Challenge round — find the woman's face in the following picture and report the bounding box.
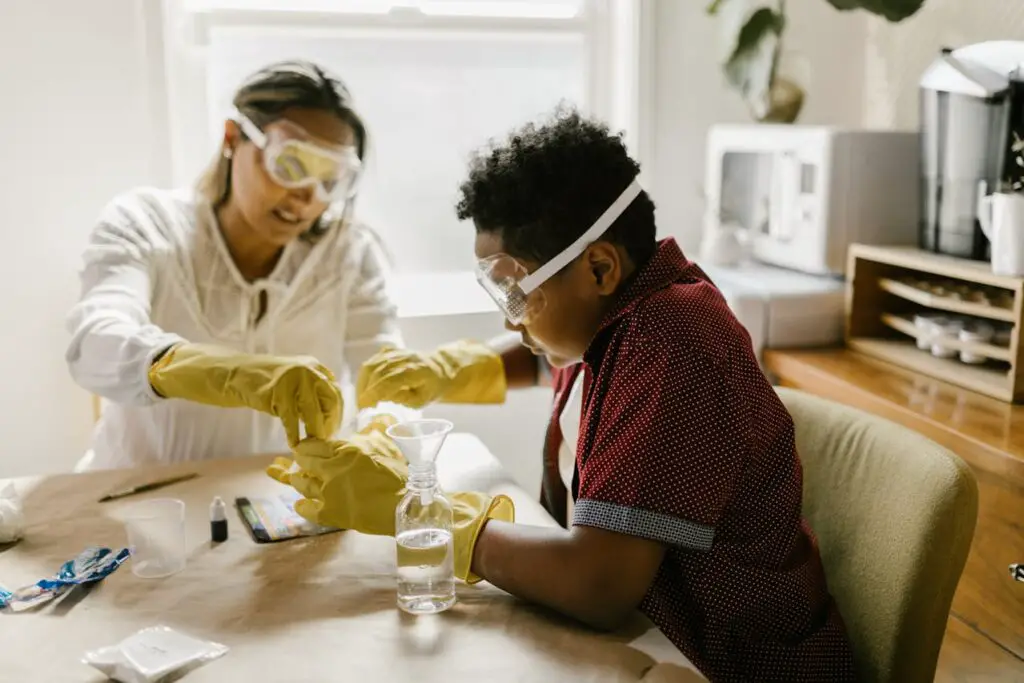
[224,106,356,247]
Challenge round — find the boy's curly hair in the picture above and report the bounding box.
[455,107,656,267]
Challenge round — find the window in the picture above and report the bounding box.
[184,0,585,18]
[163,0,646,280]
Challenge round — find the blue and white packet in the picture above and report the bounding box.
[0,546,131,612]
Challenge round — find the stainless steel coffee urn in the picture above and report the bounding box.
[920,41,1024,260]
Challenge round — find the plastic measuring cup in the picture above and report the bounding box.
[121,498,186,578]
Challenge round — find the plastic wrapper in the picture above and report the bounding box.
[0,482,24,543]
[83,626,228,683]
[356,401,421,433]
[0,546,130,611]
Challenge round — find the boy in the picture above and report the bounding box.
[276,109,856,682]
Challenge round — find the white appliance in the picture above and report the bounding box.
[700,262,846,360]
[704,124,920,276]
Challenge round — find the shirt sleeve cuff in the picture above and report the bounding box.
[573,499,715,551]
[141,334,186,403]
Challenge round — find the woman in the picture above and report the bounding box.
[66,60,402,470]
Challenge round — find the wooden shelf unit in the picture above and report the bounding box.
[846,245,1024,403]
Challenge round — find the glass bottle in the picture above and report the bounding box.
[394,459,456,614]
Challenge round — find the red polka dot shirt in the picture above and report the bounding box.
[564,238,856,682]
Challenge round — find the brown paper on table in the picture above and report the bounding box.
[0,434,706,682]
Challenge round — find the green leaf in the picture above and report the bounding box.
[723,7,785,117]
[706,0,727,15]
[712,0,779,66]
[823,0,926,22]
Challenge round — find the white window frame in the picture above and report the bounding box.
[157,0,654,317]
[161,0,652,184]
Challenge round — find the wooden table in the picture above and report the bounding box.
[0,434,703,683]
[764,348,1024,683]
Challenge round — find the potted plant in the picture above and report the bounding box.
[707,0,927,123]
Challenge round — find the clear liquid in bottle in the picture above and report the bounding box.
[396,527,456,614]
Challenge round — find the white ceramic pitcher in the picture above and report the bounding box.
[978,192,1024,277]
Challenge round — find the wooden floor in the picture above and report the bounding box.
[936,615,1024,682]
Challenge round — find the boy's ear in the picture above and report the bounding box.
[586,242,621,295]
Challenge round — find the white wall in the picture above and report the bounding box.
[648,1,869,255]
[861,0,1024,129]
[0,1,168,476]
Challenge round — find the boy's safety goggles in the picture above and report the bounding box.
[475,179,643,326]
[234,111,362,203]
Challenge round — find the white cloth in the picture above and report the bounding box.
[65,187,402,470]
[0,483,24,543]
[557,371,586,525]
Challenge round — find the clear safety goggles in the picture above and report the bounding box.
[234,111,362,203]
[475,179,643,326]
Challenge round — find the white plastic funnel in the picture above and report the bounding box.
[386,419,453,468]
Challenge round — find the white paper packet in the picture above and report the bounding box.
[83,626,228,683]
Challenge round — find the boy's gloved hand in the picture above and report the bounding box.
[356,340,507,409]
[149,343,342,447]
[267,432,514,582]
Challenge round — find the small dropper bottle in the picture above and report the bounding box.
[210,496,228,543]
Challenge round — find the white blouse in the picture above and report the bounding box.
[66,187,402,470]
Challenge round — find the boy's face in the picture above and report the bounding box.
[474,231,629,368]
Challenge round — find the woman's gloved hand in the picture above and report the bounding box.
[264,417,400,509]
[148,343,342,447]
[356,340,507,409]
[267,432,514,582]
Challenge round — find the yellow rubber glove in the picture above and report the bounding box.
[267,435,514,582]
[265,416,400,486]
[356,340,507,409]
[149,343,342,447]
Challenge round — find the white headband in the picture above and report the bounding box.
[519,179,643,294]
